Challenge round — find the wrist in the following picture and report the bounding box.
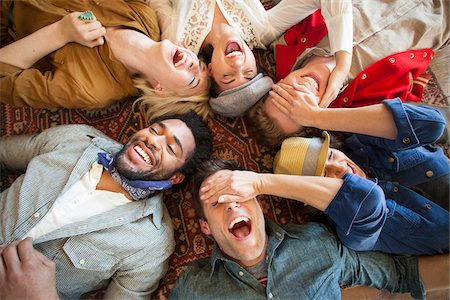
[310,107,325,128]
[52,19,71,48]
[256,173,269,196]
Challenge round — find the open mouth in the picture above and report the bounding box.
[225,42,242,58]
[173,49,187,67]
[133,144,154,166]
[303,73,320,90]
[228,216,252,239]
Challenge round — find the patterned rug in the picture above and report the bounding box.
[1,3,449,299]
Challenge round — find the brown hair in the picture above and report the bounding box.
[246,97,287,148]
[190,160,237,220]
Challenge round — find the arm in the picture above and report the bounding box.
[269,83,398,139]
[352,100,447,151]
[340,246,449,298]
[0,238,59,300]
[201,170,387,251]
[200,169,343,210]
[339,248,425,298]
[0,12,105,69]
[319,0,353,107]
[103,252,170,299]
[0,134,46,172]
[0,125,96,172]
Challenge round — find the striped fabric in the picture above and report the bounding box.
[0,125,175,299]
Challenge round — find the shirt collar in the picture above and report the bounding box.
[208,218,294,276]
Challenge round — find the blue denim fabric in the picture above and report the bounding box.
[346,98,449,187]
[324,99,450,255]
[170,221,425,300]
[325,174,449,255]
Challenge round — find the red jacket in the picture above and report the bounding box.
[275,11,433,107]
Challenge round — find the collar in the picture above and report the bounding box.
[208,218,291,277]
[97,152,172,201]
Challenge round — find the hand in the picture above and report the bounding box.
[319,51,351,108]
[269,82,322,127]
[0,238,59,300]
[57,12,106,48]
[199,170,262,204]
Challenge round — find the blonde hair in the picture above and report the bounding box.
[133,77,212,123]
[246,98,287,148]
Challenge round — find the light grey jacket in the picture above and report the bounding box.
[0,125,175,300]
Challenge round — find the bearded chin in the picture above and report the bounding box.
[113,147,161,181]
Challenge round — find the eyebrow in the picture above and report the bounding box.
[157,121,184,156]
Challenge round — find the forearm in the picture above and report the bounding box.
[334,51,351,73]
[0,21,68,69]
[258,174,343,211]
[312,103,398,139]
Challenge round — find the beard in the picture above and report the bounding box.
[113,142,174,181]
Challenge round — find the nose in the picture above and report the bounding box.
[225,202,241,211]
[189,58,199,71]
[147,135,163,152]
[324,161,346,179]
[229,58,244,69]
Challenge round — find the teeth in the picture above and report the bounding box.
[174,52,186,67]
[225,51,242,58]
[229,216,249,230]
[134,145,151,164]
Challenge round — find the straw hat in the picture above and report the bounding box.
[273,131,330,176]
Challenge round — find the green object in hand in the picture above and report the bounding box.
[78,11,94,21]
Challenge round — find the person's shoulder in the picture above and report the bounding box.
[282,221,332,237]
[281,222,341,247]
[170,258,211,297]
[178,258,211,280]
[41,124,105,139]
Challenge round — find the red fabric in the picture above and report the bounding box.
[331,49,434,107]
[275,10,328,81]
[274,13,434,107]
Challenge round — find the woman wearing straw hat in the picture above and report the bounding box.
[199,99,449,255]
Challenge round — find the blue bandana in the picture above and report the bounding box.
[97,152,172,200]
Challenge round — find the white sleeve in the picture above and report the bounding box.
[265,0,353,55]
[320,0,353,55]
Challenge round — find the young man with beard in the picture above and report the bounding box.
[0,111,212,299]
[170,160,449,299]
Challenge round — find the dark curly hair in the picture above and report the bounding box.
[153,111,213,177]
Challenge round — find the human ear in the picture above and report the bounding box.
[169,172,185,185]
[207,63,213,76]
[154,83,165,96]
[199,219,211,236]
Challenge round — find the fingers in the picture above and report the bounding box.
[1,240,21,272]
[319,87,338,108]
[217,194,244,204]
[81,22,106,45]
[17,238,35,263]
[200,170,232,202]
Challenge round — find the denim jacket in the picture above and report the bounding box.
[324,99,449,255]
[170,220,424,300]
